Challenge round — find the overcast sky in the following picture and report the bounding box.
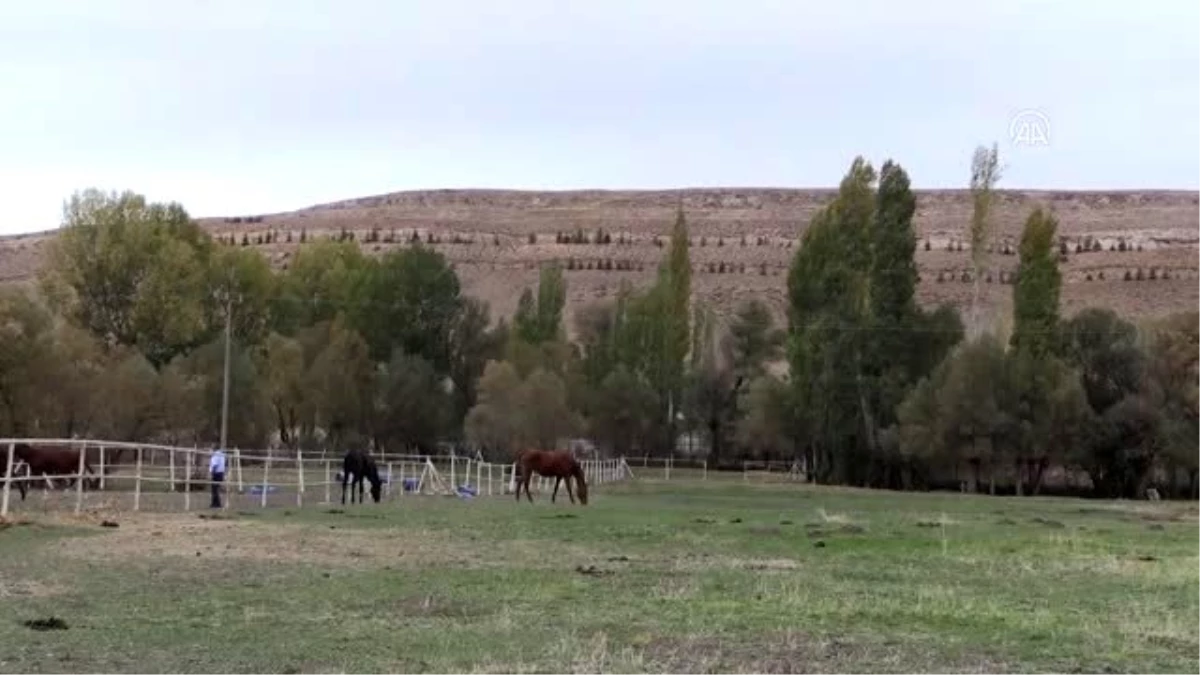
[1,0,1197,235]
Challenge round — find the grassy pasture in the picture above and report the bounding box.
[1,478,1196,673]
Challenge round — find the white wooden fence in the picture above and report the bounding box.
[0,439,633,517]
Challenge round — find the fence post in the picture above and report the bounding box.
[297,449,305,508]
[450,455,456,488]
[184,447,192,511]
[324,461,331,503]
[169,447,176,492]
[98,446,106,490]
[488,463,493,496]
[665,456,671,481]
[74,443,87,514]
[2,442,15,517]
[134,447,143,512]
[702,460,708,481]
[235,448,245,492]
[260,451,271,508]
[386,462,394,500]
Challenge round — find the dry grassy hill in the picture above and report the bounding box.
[2,188,1196,334]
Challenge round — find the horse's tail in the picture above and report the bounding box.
[571,461,589,505]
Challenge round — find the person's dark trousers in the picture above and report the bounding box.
[210,471,225,508]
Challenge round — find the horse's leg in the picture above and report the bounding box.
[552,477,561,503]
[565,476,576,504]
[521,471,534,503]
[342,471,349,504]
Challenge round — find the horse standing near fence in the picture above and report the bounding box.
[341,449,382,504]
[514,449,588,505]
[11,443,98,495]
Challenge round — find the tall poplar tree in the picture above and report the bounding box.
[1010,207,1061,359]
[658,205,692,452]
[968,143,1002,334]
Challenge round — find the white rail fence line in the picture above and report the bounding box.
[0,439,634,517]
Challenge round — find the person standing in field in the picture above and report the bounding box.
[209,446,227,508]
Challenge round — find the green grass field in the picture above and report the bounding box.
[1,479,1196,673]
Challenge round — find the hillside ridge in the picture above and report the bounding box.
[2,186,1196,332]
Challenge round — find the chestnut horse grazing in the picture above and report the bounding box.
[10,443,98,498]
[514,449,588,505]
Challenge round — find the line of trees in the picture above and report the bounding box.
[1,149,1195,499]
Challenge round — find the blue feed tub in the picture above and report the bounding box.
[248,484,279,495]
[402,478,419,493]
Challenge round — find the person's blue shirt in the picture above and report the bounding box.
[209,449,227,475]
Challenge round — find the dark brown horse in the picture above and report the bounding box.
[10,443,98,497]
[513,449,588,505]
[341,449,382,504]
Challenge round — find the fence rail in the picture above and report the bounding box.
[0,439,633,517]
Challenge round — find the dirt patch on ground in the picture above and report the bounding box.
[50,512,592,570]
[640,632,1013,673]
[667,554,802,573]
[0,578,65,599]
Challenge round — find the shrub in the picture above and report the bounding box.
[1117,239,1127,252]
[1085,273,1093,281]
[1098,270,1105,280]
[717,261,726,273]
[740,235,747,246]
[241,233,249,246]
[1136,268,1145,281]
[700,236,707,247]
[936,271,945,283]
[1149,267,1158,280]
[528,232,537,244]
[717,237,724,247]
[1091,239,1102,252]
[960,270,971,283]
[986,272,993,284]
[1123,270,1133,281]
[924,239,931,251]
[286,231,293,243]
[760,263,768,276]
